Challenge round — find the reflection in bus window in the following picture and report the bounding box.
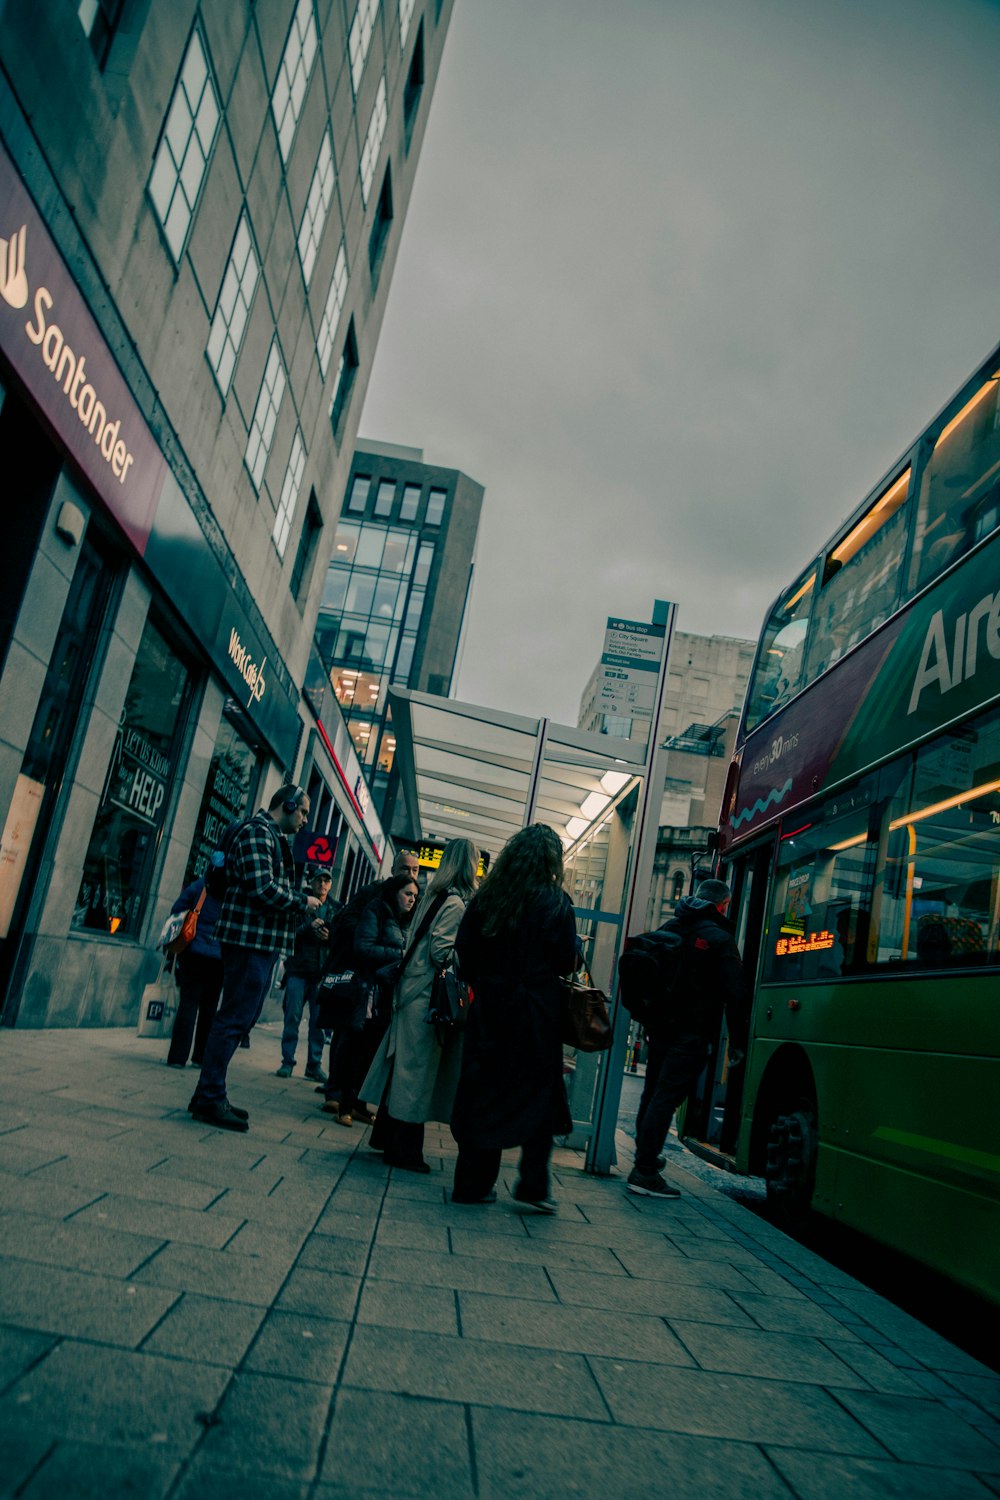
[744,569,815,733]
[763,786,877,983]
[872,712,1000,969]
[909,371,1000,595]
[805,469,910,682]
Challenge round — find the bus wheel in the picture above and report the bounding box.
[764,1103,817,1227]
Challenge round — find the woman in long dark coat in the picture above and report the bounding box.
[450,823,578,1211]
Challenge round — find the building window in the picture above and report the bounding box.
[425,487,446,525]
[298,132,335,288]
[246,338,286,490]
[273,428,306,556]
[272,0,318,162]
[360,75,388,205]
[374,480,395,517]
[399,483,420,521]
[206,213,260,397]
[291,491,323,601]
[368,166,394,283]
[399,0,415,47]
[316,242,349,377]
[349,0,379,93]
[413,539,434,585]
[329,320,359,440]
[347,476,371,514]
[78,0,125,67]
[403,21,424,146]
[672,871,685,902]
[72,617,191,940]
[148,27,221,263]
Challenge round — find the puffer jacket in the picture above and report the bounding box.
[652,896,749,1048]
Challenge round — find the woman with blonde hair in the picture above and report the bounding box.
[450,822,578,1210]
[363,837,479,1173]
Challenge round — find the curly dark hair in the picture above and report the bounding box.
[472,823,565,938]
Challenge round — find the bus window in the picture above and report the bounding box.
[871,710,1000,968]
[744,568,816,733]
[909,370,1000,595]
[763,785,878,983]
[805,469,910,681]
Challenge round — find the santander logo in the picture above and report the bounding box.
[1,221,137,487]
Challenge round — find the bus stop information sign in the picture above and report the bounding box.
[596,617,666,721]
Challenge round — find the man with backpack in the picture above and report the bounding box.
[187,785,319,1132]
[622,877,749,1199]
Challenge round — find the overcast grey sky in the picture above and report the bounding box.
[360,0,1000,725]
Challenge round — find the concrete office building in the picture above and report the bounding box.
[0,0,453,1027]
[316,440,483,832]
[578,628,755,745]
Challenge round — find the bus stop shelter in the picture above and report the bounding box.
[387,686,664,1171]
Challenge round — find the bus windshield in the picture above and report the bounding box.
[744,568,815,733]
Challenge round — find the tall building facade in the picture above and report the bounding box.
[0,1,453,1026]
[316,440,483,824]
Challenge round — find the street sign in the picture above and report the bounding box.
[597,617,667,723]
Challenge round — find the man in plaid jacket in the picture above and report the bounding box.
[188,784,319,1132]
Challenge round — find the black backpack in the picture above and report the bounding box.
[203,818,252,901]
[616,924,687,1029]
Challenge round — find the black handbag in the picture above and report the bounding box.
[318,968,367,1030]
[424,958,470,1034]
[560,977,613,1053]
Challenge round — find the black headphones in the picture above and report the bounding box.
[282,785,305,813]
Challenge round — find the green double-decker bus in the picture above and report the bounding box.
[705,343,1000,1306]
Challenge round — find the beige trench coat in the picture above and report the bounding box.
[360,888,467,1123]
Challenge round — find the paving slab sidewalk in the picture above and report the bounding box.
[0,1025,997,1499]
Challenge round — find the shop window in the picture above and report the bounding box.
[349,0,379,92]
[368,166,394,284]
[147,25,220,263]
[78,0,125,67]
[806,469,910,682]
[297,131,335,288]
[425,487,446,525]
[764,780,879,983]
[207,212,260,397]
[329,320,359,441]
[183,716,257,886]
[871,711,1000,969]
[272,0,318,162]
[909,370,1000,595]
[73,618,192,939]
[360,74,388,204]
[245,338,286,490]
[744,565,816,733]
[316,242,348,377]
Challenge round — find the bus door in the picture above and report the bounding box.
[681,837,774,1157]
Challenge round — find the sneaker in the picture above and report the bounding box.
[304,1065,327,1083]
[275,1064,293,1078]
[626,1168,680,1199]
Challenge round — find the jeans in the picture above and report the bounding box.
[633,1031,710,1176]
[194,945,276,1107]
[167,951,223,1066]
[453,1119,552,1202]
[280,975,324,1069]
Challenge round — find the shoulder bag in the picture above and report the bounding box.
[424,956,470,1037]
[162,887,207,957]
[560,975,613,1053]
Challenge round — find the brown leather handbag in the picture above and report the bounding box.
[560,977,613,1052]
[164,886,207,957]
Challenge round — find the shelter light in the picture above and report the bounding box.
[566,817,588,840]
[600,771,630,795]
[580,792,610,820]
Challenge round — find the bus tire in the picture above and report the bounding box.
[764,1099,817,1229]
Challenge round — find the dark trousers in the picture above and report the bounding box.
[634,1031,709,1176]
[167,952,223,1066]
[194,945,275,1106]
[453,1119,552,1202]
[327,1016,387,1114]
[381,1114,425,1166]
